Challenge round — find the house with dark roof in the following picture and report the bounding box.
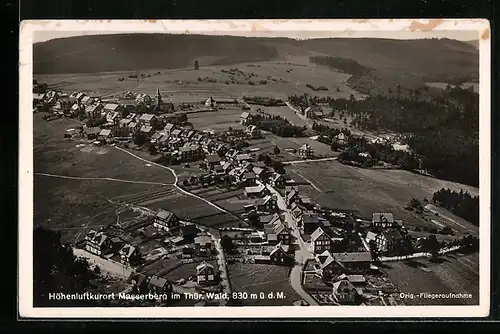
[148,275,172,295]
[196,261,218,285]
[320,251,373,274]
[242,172,257,186]
[128,273,148,293]
[371,213,395,229]
[255,195,277,213]
[118,243,141,266]
[264,218,291,245]
[302,213,321,235]
[254,242,292,265]
[375,229,403,253]
[153,209,179,232]
[332,279,358,304]
[269,172,285,188]
[84,230,112,256]
[298,143,314,158]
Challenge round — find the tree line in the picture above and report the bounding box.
[248,114,306,138]
[432,188,479,226]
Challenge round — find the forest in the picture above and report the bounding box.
[248,114,306,138]
[309,55,371,76]
[432,188,480,226]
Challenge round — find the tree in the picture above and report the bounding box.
[221,235,235,254]
[194,60,199,70]
[133,131,147,146]
[182,179,189,186]
[273,146,281,156]
[34,227,98,306]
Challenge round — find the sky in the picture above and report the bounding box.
[33,29,479,44]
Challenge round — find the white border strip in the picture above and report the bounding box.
[19,19,491,319]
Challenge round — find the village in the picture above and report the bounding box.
[33,82,480,307]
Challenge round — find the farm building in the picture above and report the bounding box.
[298,143,314,158]
[153,209,179,232]
[254,242,292,265]
[196,261,218,285]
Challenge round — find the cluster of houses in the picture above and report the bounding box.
[84,230,141,266]
[364,213,410,255]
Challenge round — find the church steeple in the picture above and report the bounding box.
[156,87,162,105]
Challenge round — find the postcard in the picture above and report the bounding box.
[19,19,491,318]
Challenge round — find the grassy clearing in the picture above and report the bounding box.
[286,160,478,230]
[227,263,301,306]
[380,252,479,305]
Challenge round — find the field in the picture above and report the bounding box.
[380,251,479,305]
[34,114,241,243]
[286,160,479,232]
[227,263,302,306]
[35,56,363,104]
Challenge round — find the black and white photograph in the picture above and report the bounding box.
[19,19,491,318]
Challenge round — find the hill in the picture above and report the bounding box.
[33,34,479,89]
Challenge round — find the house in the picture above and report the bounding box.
[124,91,135,99]
[365,231,378,245]
[334,132,348,144]
[269,173,285,188]
[285,187,299,206]
[299,196,314,210]
[321,252,373,274]
[138,113,157,126]
[85,103,104,117]
[336,273,367,289]
[118,244,140,265]
[140,125,154,136]
[375,229,403,253]
[84,230,112,256]
[120,118,132,128]
[205,97,216,108]
[129,273,148,293]
[180,224,199,242]
[372,213,395,229]
[80,96,94,106]
[148,275,172,295]
[298,143,314,158]
[104,103,121,114]
[171,129,182,138]
[305,106,324,119]
[332,279,358,304]
[292,205,303,221]
[255,195,277,213]
[236,153,252,164]
[264,219,291,245]
[358,152,372,160]
[85,127,102,140]
[150,132,164,143]
[244,184,267,198]
[33,93,46,105]
[98,129,112,141]
[259,213,281,226]
[240,112,253,125]
[153,209,179,232]
[164,123,175,133]
[196,261,218,285]
[252,166,268,180]
[310,227,332,254]
[182,130,195,140]
[303,214,321,235]
[136,93,152,104]
[194,233,213,256]
[205,154,221,170]
[245,125,261,139]
[128,122,138,131]
[242,172,257,186]
[182,245,196,259]
[180,145,202,160]
[70,92,87,102]
[255,242,292,265]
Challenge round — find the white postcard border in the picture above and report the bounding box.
[19,19,491,319]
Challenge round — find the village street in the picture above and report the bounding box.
[73,247,134,279]
[264,182,318,306]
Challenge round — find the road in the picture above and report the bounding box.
[282,157,338,165]
[73,247,133,279]
[263,182,318,306]
[285,102,314,128]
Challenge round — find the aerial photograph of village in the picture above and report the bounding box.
[32,29,480,308]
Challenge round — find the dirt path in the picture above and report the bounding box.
[35,172,175,187]
[73,247,133,279]
[282,157,338,165]
[113,147,244,224]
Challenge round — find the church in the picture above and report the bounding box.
[153,87,174,114]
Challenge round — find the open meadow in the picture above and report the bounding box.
[286,160,479,232]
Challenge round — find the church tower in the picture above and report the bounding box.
[156,87,162,105]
